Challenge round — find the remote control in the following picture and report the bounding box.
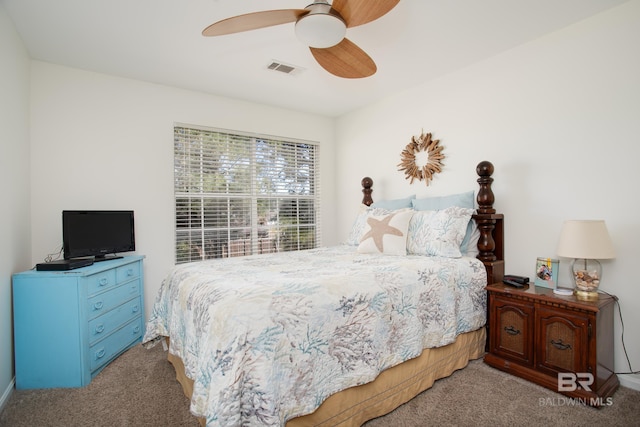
[503,279,525,288]
[504,275,529,285]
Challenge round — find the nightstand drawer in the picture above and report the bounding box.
[87,270,118,296]
[87,279,141,320]
[89,316,143,372]
[536,306,589,376]
[490,295,534,366]
[88,296,143,345]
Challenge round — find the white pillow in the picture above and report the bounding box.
[462,221,480,258]
[357,210,414,255]
[407,207,475,258]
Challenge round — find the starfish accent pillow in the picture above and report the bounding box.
[346,205,396,246]
[357,210,414,255]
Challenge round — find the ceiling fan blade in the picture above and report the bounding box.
[202,9,307,36]
[310,38,376,79]
[331,0,400,28]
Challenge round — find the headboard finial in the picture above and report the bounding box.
[361,177,373,206]
[476,161,496,214]
[476,160,494,177]
[473,161,504,283]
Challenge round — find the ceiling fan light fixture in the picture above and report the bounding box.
[295,9,346,48]
[202,0,400,78]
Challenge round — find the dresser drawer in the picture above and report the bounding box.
[116,262,140,283]
[88,297,143,345]
[86,269,118,296]
[89,316,143,372]
[87,279,141,320]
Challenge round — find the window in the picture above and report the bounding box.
[174,125,320,264]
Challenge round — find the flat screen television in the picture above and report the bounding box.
[63,210,135,261]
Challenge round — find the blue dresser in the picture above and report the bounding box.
[12,255,144,389]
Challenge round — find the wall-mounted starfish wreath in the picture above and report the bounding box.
[397,131,444,185]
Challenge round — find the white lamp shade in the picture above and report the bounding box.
[295,12,346,48]
[556,220,615,260]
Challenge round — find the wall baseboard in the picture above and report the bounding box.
[619,373,640,392]
[0,377,15,415]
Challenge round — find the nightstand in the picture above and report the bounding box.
[484,283,619,406]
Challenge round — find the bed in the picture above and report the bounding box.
[143,160,504,426]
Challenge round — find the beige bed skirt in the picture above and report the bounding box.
[166,327,486,426]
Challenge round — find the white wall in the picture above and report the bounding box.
[5,0,639,406]
[0,4,31,412]
[336,1,640,390]
[29,61,336,323]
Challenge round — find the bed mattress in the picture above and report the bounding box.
[143,245,487,426]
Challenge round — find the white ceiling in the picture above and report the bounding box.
[2,0,629,117]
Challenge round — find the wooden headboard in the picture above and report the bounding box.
[360,160,504,285]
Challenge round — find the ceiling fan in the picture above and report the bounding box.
[202,0,400,79]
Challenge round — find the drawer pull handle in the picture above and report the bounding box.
[504,325,520,335]
[551,339,572,350]
[99,278,108,286]
[133,325,141,334]
[132,305,139,313]
[93,301,104,310]
[95,324,105,334]
[95,349,106,360]
[127,268,134,277]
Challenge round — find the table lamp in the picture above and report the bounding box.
[556,220,615,300]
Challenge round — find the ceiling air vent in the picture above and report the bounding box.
[266,60,305,76]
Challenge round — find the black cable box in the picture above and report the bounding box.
[36,258,94,271]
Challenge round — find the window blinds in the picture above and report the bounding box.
[174,125,320,264]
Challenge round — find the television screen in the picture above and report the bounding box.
[63,210,135,260]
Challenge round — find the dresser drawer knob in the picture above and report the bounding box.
[99,278,108,286]
[504,325,520,336]
[95,324,105,334]
[126,268,134,277]
[132,305,139,313]
[93,301,104,310]
[551,339,572,350]
[132,325,141,334]
[95,348,106,360]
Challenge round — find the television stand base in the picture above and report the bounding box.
[94,255,123,262]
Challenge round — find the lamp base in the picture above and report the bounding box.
[571,258,601,301]
[574,288,599,301]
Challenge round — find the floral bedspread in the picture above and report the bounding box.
[143,245,487,426]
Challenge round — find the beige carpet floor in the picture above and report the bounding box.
[1,343,639,426]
